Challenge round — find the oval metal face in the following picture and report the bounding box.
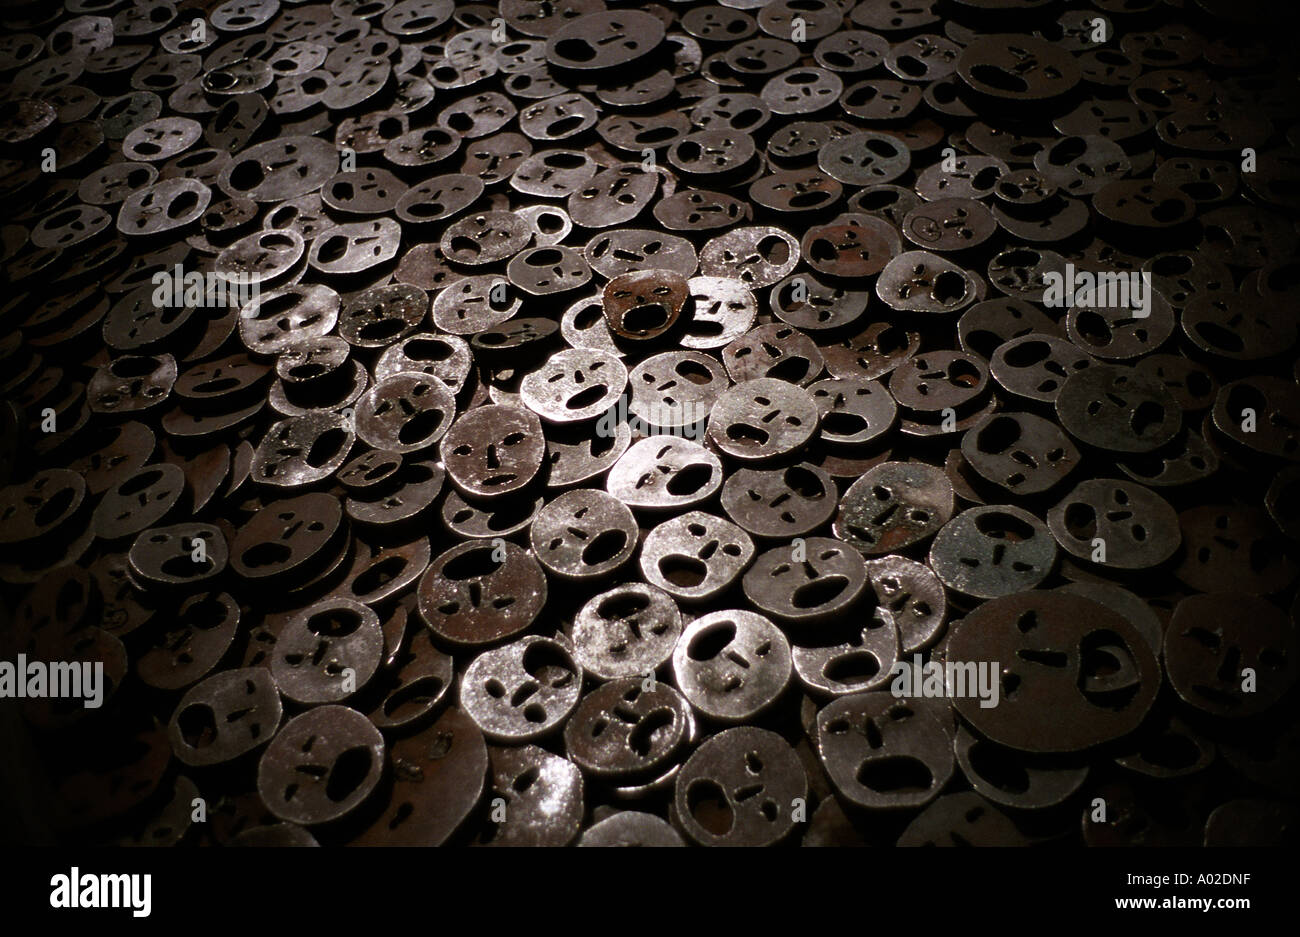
[748,538,868,623]
[568,164,658,227]
[440,404,545,498]
[957,34,1081,101]
[628,351,728,433]
[1056,364,1181,453]
[568,583,683,682]
[1046,478,1180,569]
[641,511,756,605]
[229,493,345,585]
[219,136,338,201]
[673,726,806,846]
[818,131,910,185]
[1165,593,1297,718]
[418,539,547,645]
[672,609,791,722]
[529,488,637,579]
[461,635,582,741]
[834,462,953,555]
[721,462,837,540]
[817,692,954,810]
[946,592,1160,753]
[545,11,665,71]
[257,705,386,825]
[169,667,282,767]
[707,378,819,461]
[354,372,456,454]
[520,348,627,424]
[699,226,800,288]
[929,505,1057,598]
[876,252,982,314]
[722,324,824,387]
[962,412,1080,496]
[271,597,384,705]
[991,334,1094,403]
[480,744,584,846]
[351,706,485,846]
[564,678,693,781]
[602,269,690,342]
[607,435,723,512]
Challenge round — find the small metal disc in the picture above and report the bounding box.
[568,583,683,682]
[640,511,756,604]
[833,461,953,556]
[256,705,386,825]
[418,539,547,645]
[673,726,805,846]
[461,635,582,741]
[529,488,637,580]
[672,611,791,722]
[929,505,1057,599]
[946,591,1160,753]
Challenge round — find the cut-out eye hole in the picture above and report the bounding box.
[1185,626,1221,650]
[502,432,525,445]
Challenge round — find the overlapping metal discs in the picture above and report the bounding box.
[1,0,1298,847]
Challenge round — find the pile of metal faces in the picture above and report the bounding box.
[0,0,1297,846]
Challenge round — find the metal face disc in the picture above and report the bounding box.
[1165,593,1297,719]
[607,436,723,512]
[673,726,805,846]
[564,678,693,782]
[816,692,954,810]
[256,705,386,825]
[929,505,1057,599]
[707,378,818,462]
[168,667,281,767]
[946,591,1160,753]
[418,539,547,645]
[834,462,953,556]
[440,404,546,498]
[529,488,637,580]
[462,635,582,741]
[1056,364,1181,454]
[641,512,755,604]
[672,610,791,723]
[720,462,836,540]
